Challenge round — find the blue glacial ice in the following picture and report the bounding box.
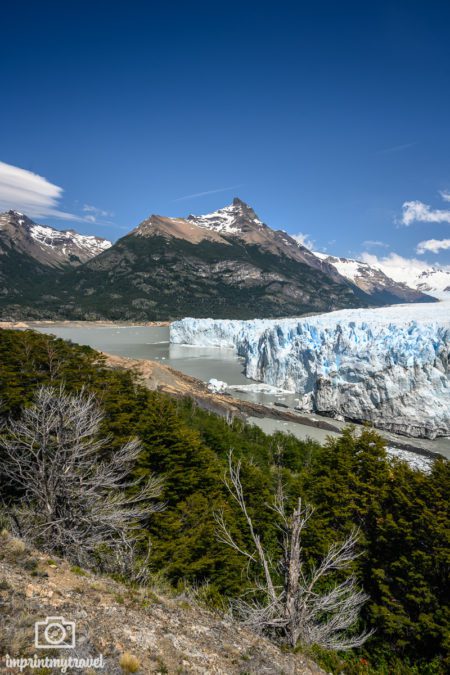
[170,301,450,439]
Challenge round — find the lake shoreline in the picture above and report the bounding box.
[102,352,448,461]
[0,320,171,329]
[2,321,447,461]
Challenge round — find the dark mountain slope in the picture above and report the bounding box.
[15,229,370,320]
[0,199,434,320]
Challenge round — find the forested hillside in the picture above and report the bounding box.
[0,328,448,673]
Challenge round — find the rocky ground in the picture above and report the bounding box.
[0,531,324,674]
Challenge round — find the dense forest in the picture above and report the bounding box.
[0,328,448,674]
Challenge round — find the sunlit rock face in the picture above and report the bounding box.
[171,301,450,439]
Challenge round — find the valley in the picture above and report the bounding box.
[3,6,450,672]
[25,320,449,464]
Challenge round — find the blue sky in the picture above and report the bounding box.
[1,0,450,267]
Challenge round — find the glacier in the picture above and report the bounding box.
[170,301,450,439]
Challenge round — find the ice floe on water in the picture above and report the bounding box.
[386,447,434,473]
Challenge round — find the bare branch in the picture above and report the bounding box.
[0,385,163,580]
[216,452,373,651]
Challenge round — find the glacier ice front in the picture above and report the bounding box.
[170,302,450,439]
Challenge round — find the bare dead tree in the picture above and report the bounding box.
[215,451,373,650]
[0,385,164,578]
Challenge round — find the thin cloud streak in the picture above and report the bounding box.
[173,184,244,202]
[377,142,417,155]
[363,240,390,249]
[83,204,114,218]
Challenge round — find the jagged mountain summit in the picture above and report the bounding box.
[313,252,434,304]
[187,198,346,280]
[0,210,111,268]
[35,197,372,320]
[0,199,437,321]
[0,210,112,313]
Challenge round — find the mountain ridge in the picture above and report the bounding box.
[313,251,434,304]
[0,210,111,268]
[38,198,372,320]
[0,200,439,320]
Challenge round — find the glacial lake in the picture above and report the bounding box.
[31,323,450,460]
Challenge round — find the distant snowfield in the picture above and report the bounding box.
[171,297,450,440]
[314,251,450,295]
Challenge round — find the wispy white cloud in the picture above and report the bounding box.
[82,203,115,225]
[173,185,243,202]
[363,239,390,249]
[400,200,450,226]
[83,204,114,218]
[291,232,314,250]
[0,160,81,221]
[439,189,450,203]
[0,161,116,227]
[416,238,450,254]
[361,251,450,275]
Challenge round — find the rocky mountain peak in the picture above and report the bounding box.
[0,210,111,267]
[232,196,246,207]
[3,210,33,226]
[187,197,263,235]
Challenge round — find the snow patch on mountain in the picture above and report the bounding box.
[360,253,450,294]
[314,252,373,282]
[0,210,112,266]
[30,224,111,258]
[313,251,441,303]
[171,300,450,439]
[188,198,263,234]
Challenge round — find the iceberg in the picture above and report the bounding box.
[171,301,450,439]
[207,378,228,393]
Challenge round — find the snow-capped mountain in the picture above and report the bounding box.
[132,198,433,306]
[0,199,438,320]
[23,197,372,321]
[313,252,431,303]
[0,210,111,268]
[188,198,263,235]
[414,269,450,294]
[171,298,450,439]
[359,255,450,295]
[134,198,340,277]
